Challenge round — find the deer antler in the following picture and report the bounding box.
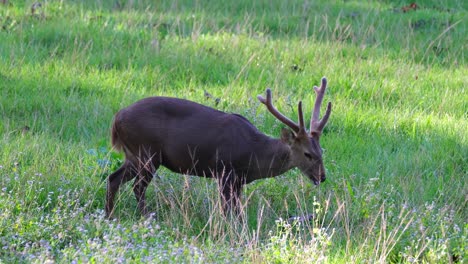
[258,89,306,134]
[310,77,332,135]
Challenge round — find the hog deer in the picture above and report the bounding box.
[106,77,332,217]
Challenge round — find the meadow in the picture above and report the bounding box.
[0,0,466,263]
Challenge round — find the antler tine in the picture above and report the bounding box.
[316,102,332,132]
[310,77,332,134]
[297,101,306,133]
[258,88,301,133]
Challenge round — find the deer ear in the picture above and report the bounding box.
[281,128,295,144]
[310,131,321,139]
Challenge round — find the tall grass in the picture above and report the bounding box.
[1,0,466,263]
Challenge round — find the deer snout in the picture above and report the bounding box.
[312,174,325,186]
[302,160,326,186]
[312,164,326,185]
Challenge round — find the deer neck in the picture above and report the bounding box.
[252,137,292,179]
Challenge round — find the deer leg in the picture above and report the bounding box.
[218,172,242,216]
[106,161,136,218]
[132,168,155,216]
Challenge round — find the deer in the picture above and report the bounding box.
[105,77,332,218]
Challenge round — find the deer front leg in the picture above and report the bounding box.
[217,171,243,216]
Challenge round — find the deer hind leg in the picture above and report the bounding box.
[133,155,159,217]
[106,160,137,218]
[133,168,157,217]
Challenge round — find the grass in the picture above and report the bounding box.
[0,0,467,263]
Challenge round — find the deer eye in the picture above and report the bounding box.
[304,152,312,159]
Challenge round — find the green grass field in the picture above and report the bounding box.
[1,0,467,262]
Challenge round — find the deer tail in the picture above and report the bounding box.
[111,115,124,152]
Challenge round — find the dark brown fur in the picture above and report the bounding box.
[106,78,332,217]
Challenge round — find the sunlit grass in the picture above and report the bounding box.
[1,0,466,262]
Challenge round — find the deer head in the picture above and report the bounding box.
[258,77,332,185]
